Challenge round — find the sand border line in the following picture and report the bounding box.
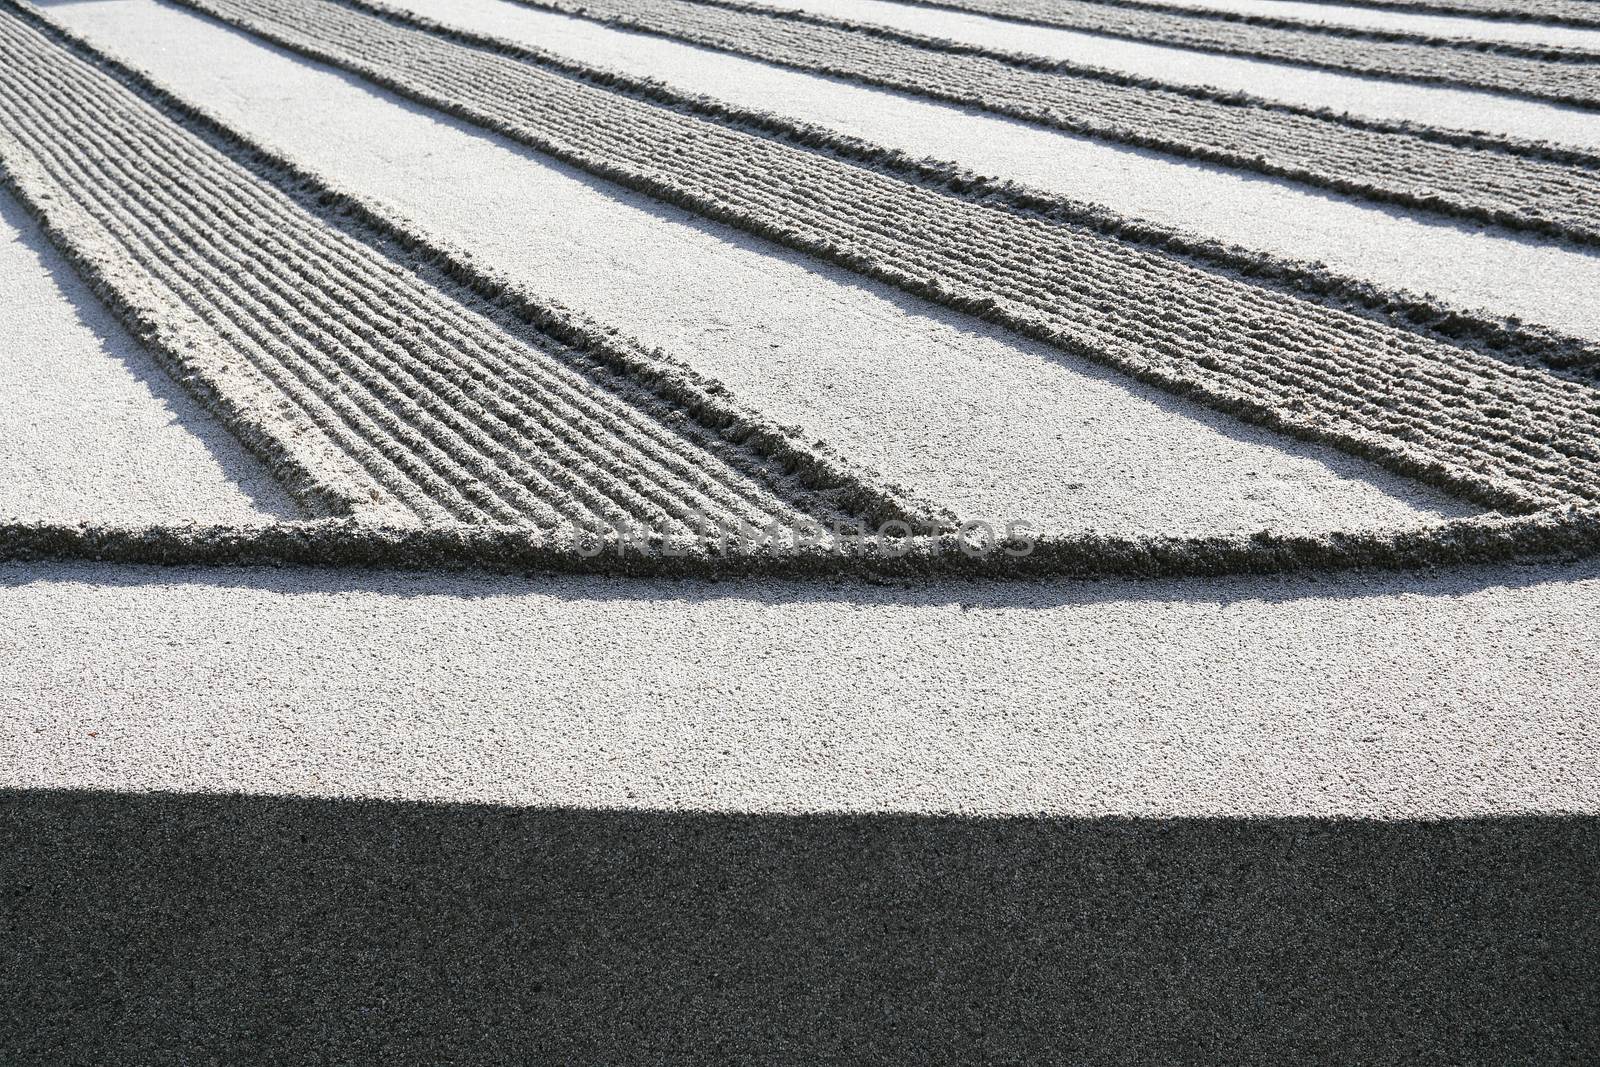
[2,508,1598,579]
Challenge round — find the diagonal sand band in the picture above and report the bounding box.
[0,2,897,533]
[1076,0,1600,48]
[368,0,1600,375]
[0,190,296,525]
[382,0,1600,348]
[42,0,1487,538]
[772,0,1600,146]
[750,0,1600,104]
[132,0,1600,516]
[1118,0,1600,46]
[490,0,1600,247]
[1250,0,1600,29]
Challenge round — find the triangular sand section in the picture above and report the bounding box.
[0,189,295,525]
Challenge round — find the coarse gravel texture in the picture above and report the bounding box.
[482,0,1600,246]
[40,0,1481,538]
[795,0,1600,103]
[763,0,1600,146]
[105,0,1600,518]
[0,186,294,524]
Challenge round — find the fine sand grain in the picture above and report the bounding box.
[3,557,1597,816]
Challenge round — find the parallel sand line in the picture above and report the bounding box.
[1202,0,1600,30]
[944,0,1600,57]
[0,3,935,535]
[167,0,1600,516]
[799,0,1600,103]
[3,508,1599,579]
[736,0,1600,148]
[479,0,1600,244]
[369,0,1600,373]
[1074,0,1600,48]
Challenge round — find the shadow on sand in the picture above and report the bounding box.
[2,788,1595,1063]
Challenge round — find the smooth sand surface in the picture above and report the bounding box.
[766,0,1600,146]
[0,189,295,523]
[41,0,1478,536]
[3,558,1595,817]
[382,0,1600,343]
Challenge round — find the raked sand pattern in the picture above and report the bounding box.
[6,0,1600,574]
[0,3,917,534]
[788,0,1600,101]
[2,0,1597,1060]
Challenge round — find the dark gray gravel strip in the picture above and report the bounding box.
[491,0,1600,243]
[896,0,1600,57]
[1151,0,1600,30]
[351,0,1600,376]
[3,505,1599,580]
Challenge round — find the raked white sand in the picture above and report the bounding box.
[0,189,294,524]
[771,0,1600,147]
[1017,0,1600,51]
[379,0,1600,342]
[41,0,1477,536]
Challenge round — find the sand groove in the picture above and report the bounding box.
[1138,0,1600,30]
[0,2,887,533]
[452,0,1600,244]
[899,0,1600,54]
[767,0,1600,103]
[155,0,1600,516]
